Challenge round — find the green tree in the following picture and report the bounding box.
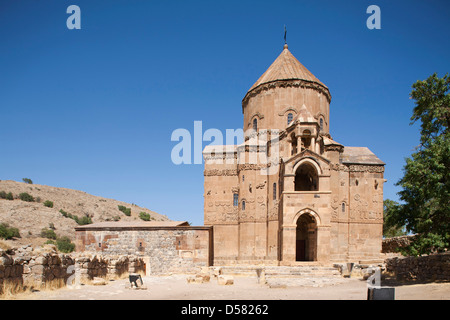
[383,199,407,238]
[22,178,33,184]
[391,73,449,256]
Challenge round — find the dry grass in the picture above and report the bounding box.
[0,241,11,250]
[0,278,67,300]
[0,280,24,299]
[0,271,144,299]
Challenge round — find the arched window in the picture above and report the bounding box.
[320,118,324,132]
[294,163,319,191]
[342,203,346,212]
[273,183,277,200]
[242,200,246,211]
[287,113,293,125]
[252,118,258,131]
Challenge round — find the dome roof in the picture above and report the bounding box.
[246,44,328,95]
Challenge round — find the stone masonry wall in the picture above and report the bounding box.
[0,245,145,294]
[75,227,212,274]
[382,235,416,253]
[385,252,450,282]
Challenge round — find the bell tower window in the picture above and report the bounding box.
[290,133,297,155]
[320,118,324,132]
[301,130,312,150]
[294,163,319,191]
[252,118,258,131]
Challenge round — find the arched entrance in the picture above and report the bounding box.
[296,213,317,261]
[294,162,319,191]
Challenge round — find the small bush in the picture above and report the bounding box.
[0,192,14,200]
[118,205,131,216]
[76,216,92,225]
[56,237,76,253]
[0,223,20,240]
[43,200,54,208]
[139,212,151,221]
[59,209,92,225]
[19,192,34,202]
[40,228,57,240]
[45,237,75,253]
[22,178,33,184]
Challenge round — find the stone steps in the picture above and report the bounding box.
[218,265,342,278]
[213,265,344,288]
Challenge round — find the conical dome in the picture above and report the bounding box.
[242,44,331,133]
[244,44,329,102]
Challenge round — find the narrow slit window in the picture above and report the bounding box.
[342,203,346,212]
[273,183,277,200]
[253,118,258,131]
[242,200,246,211]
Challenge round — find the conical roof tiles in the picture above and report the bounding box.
[247,44,327,94]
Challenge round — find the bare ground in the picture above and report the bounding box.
[10,274,450,300]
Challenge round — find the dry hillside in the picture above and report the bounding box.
[0,180,169,248]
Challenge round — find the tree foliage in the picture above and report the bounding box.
[391,73,449,256]
[383,199,407,238]
[22,178,33,184]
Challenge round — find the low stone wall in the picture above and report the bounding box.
[0,246,145,294]
[75,255,145,282]
[0,251,23,293]
[382,235,416,253]
[23,253,74,287]
[385,252,450,282]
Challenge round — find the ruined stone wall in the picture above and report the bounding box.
[0,250,23,292]
[385,252,450,282]
[382,235,416,253]
[75,255,144,282]
[75,227,212,274]
[0,246,145,294]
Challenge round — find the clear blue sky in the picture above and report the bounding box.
[1,0,449,226]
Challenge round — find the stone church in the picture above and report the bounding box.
[203,43,385,265]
